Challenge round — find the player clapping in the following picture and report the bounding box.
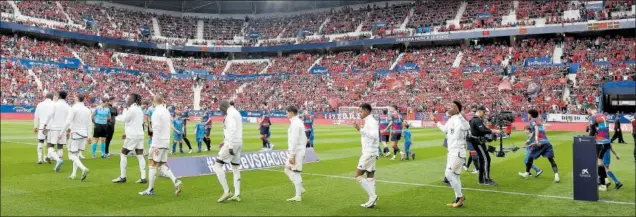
[353,103,379,208]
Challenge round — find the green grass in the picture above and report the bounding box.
[1,120,634,216]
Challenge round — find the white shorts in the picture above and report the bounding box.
[123,138,144,151]
[357,154,378,172]
[447,151,467,175]
[218,144,242,165]
[37,124,46,140]
[285,150,306,172]
[47,130,67,145]
[150,148,170,163]
[68,132,88,152]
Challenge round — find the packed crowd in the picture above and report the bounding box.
[267,53,318,74]
[0,62,38,106]
[118,54,170,74]
[172,57,227,75]
[226,62,269,75]
[408,0,461,29]
[510,38,555,65]
[203,18,244,41]
[563,36,636,64]
[400,46,460,70]
[3,0,634,48]
[0,35,74,61]
[361,3,411,32]
[157,15,198,39]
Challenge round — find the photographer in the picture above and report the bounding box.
[468,106,501,186]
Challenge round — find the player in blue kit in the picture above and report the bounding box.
[202,110,213,151]
[194,119,206,153]
[259,102,273,151]
[180,106,193,153]
[518,109,560,183]
[603,144,624,190]
[172,112,185,154]
[144,103,154,154]
[402,122,415,160]
[303,112,314,147]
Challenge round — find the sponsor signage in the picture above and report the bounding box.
[547,114,590,123]
[167,148,319,178]
[1,105,36,113]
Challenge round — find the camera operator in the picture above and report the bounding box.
[468,106,501,186]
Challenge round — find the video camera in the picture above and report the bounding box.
[488,111,515,127]
[486,111,515,157]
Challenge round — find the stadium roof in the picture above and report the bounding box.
[109,0,388,14]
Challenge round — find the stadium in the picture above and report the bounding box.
[0,0,635,215]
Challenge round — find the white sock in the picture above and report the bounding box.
[159,165,177,184]
[71,160,78,177]
[37,142,43,161]
[357,176,373,197]
[57,148,64,159]
[120,153,128,178]
[214,162,230,193]
[367,178,376,197]
[148,166,157,190]
[47,147,60,161]
[232,165,241,196]
[136,155,146,179]
[284,168,297,192]
[70,154,87,171]
[446,171,463,198]
[294,172,303,197]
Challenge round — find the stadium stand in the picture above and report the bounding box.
[282,12,330,38]
[17,1,68,23]
[156,14,198,39]
[172,57,228,75]
[267,53,318,74]
[246,16,288,40]
[203,18,244,40]
[408,0,461,29]
[226,62,268,75]
[1,1,14,14]
[0,62,38,106]
[323,7,368,34]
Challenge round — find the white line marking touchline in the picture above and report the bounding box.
[260,168,636,206]
[4,140,635,206]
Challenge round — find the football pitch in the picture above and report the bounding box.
[1,120,634,216]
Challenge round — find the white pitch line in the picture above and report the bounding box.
[260,169,635,206]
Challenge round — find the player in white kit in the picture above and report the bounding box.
[33,93,54,164]
[112,93,147,184]
[353,103,380,208]
[43,91,71,172]
[283,105,307,202]
[60,93,91,181]
[430,100,470,208]
[139,95,183,196]
[214,100,243,203]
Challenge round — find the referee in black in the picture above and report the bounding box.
[104,96,119,158]
[468,105,501,186]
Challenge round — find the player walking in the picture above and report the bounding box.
[283,106,308,202]
[259,102,274,151]
[518,109,560,183]
[303,111,315,148]
[202,109,213,151]
[384,105,405,160]
[194,119,206,153]
[213,100,243,203]
[172,112,186,154]
[403,122,415,160]
[353,103,379,208]
[431,101,469,208]
[586,104,611,191]
[139,95,183,196]
[43,91,71,172]
[602,144,623,190]
[143,102,154,154]
[60,93,91,181]
[34,93,54,164]
[378,109,391,157]
[113,93,147,184]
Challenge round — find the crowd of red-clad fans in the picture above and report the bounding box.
[267,53,318,74]
[0,62,38,105]
[2,0,635,47]
[226,62,268,75]
[172,57,227,75]
[2,30,635,117]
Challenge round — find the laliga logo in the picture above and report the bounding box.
[13,106,35,113]
[578,138,591,142]
[579,168,591,178]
